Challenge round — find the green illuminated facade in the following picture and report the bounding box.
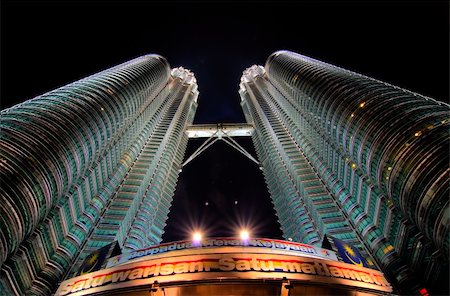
[239,50,449,295]
[0,55,198,295]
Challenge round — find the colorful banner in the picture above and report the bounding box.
[56,248,392,296]
[331,237,368,268]
[107,238,337,267]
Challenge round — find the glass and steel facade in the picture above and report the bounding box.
[1,49,447,295]
[239,50,449,295]
[0,55,198,295]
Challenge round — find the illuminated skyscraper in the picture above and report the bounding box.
[1,50,448,296]
[239,50,449,295]
[0,55,198,295]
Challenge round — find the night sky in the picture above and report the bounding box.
[2,1,448,243]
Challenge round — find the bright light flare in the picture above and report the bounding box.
[192,232,202,242]
[240,230,250,240]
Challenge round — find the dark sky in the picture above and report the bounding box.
[1,1,448,243]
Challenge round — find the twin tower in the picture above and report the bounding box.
[1,51,448,295]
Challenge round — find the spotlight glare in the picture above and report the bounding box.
[240,230,250,240]
[193,232,202,242]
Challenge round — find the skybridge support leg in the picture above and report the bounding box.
[181,135,219,168]
[221,136,259,165]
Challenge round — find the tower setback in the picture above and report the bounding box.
[239,50,449,295]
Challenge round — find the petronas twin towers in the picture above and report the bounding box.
[1,51,448,295]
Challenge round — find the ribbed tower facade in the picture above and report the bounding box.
[0,55,198,295]
[239,50,449,294]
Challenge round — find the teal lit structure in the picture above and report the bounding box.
[239,50,449,295]
[0,55,198,295]
[1,50,448,296]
